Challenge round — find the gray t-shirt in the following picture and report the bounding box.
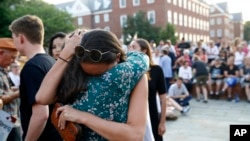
[168,83,189,97]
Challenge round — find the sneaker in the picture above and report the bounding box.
[166,115,178,120]
[203,100,208,103]
[227,97,233,101]
[181,106,190,114]
[234,94,240,103]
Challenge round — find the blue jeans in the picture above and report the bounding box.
[174,95,192,106]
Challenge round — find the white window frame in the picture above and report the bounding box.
[217,29,222,37]
[178,0,182,7]
[104,13,109,22]
[174,12,178,25]
[179,14,183,26]
[189,16,192,28]
[147,10,156,24]
[192,3,195,12]
[217,18,222,25]
[192,17,196,28]
[168,10,172,23]
[94,15,100,23]
[188,1,191,10]
[120,15,127,28]
[133,0,140,6]
[183,0,187,9]
[147,0,154,4]
[77,17,83,25]
[184,15,187,27]
[210,30,215,37]
[119,0,126,8]
[173,0,177,5]
[210,19,214,25]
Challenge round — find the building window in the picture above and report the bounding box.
[196,5,199,13]
[168,10,172,23]
[173,0,177,5]
[133,0,140,6]
[185,33,188,41]
[147,0,154,4]
[217,18,221,25]
[192,17,196,28]
[210,19,214,25]
[178,0,182,7]
[119,0,126,8]
[192,3,195,12]
[189,34,192,41]
[174,12,178,25]
[193,34,196,42]
[210,30,215,37]
[179,14,183,26]
[120,15,127,28]
[199,6,202,15]
[167,0,171,3]
[77,17,83,25]
[196,18,199,29]
[184,15,187,27]
[179,32,183,40]
[104,26,110,31]
[94,15,100,23]
[189,16,192,28]
[147,11,156,24]
[183,0,187,9]
[188,1,191,10]
[217,29,222,37]
[104,13,109,22]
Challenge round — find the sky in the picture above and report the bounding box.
[43,0,250,21]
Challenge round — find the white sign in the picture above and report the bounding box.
[0,110,14,141]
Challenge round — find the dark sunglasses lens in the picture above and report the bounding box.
[75,46,84,58]
[90,50,102,62]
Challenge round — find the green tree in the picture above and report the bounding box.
[122,11,160,44]
[244,21,250,42]
[159,23,178,45]
[0,0,75,46]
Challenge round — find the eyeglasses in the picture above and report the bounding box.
[75,45,110,62]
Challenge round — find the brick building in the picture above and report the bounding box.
[56,0,210,43]
[209,2,243,42]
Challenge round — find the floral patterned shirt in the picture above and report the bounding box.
[72,52,149,141]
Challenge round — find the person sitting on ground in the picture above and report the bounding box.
[166,95,190,117]
[168,77,192,112]
[208,57,224,99]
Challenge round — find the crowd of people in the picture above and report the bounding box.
[1,14,250,141]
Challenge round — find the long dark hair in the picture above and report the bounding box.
[57,29,126,104]
[48,32,66,57]
[134,38,154,80]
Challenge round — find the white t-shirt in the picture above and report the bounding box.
[234,51,245,65]
[178,66,192,80]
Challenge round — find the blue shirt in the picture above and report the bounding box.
[159,55,172,78]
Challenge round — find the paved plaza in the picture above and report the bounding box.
[163,99,250,141]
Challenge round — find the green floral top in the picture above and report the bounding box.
[72,52,149,141]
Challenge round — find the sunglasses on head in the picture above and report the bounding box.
[75,45,110,62]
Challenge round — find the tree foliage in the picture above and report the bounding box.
[122,11,160,44]
[244,21,250,42]
[159,23,178,45]
[0,0,75,46]
[122,11,177,45]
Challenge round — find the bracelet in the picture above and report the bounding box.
[58,56,69,63]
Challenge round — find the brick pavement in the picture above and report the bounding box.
[163,99,250,141]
